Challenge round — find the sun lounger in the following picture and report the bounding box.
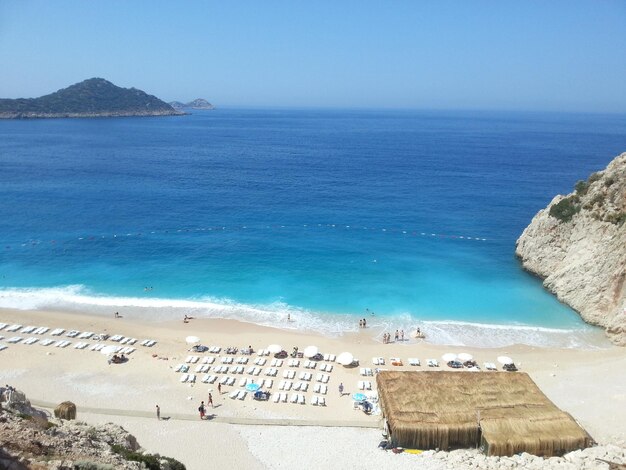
[254,357,266,366]
[220,376,229,385]
[7,336,23,343]
[40,339,55,346]
[78,332,93,339]
[293,382,301,391]
[239,378,248,387]
[194,365,205,373]
[322,374,330,383]
[24,337,39,345]
[111,335,124,342]
[266,379,273,388]
[284,381,292,391]
[320,385,328,394]
[257,349,265,356]
[0,345,7,351]
[298,394,305,405]
[280,392,287,402]
[484,362,497,371]
[279,380,286,390]
[311,395,319,405]
[175,364,185,372]
[318,397,326,406]
[6,325,22,332]
[365,381,372,390]
[201,375,214,383]
[273,393,281,403]
[66,330,80,338]
[427,359,439,367]
[20,326,36,334]
[237,390,247,400]
[408,358,421,366]
[0,323,7,331]
[360,368,367,376]
[185,355,193,363]
[202,357,214,364]
[229,390,239,399]
[323,364,333,372]
[73,342,85,349]
[188,374,196,383]
[180,374,189,383]
[290,393,299,403]
[300,382,309,392]
[34,327,49,335]
[237,356,248,364]
[328,354,336,362]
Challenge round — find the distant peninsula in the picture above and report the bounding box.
[0,78,184,119]
[169,98,214,110]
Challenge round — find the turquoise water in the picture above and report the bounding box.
[1,109,624,347]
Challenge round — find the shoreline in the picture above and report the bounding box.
[1,306,624,468]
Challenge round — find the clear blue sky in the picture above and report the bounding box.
[1,1,625,112]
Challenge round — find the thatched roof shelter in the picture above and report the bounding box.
[377,371,593,457]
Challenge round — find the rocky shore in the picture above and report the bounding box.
[516,152,626,345]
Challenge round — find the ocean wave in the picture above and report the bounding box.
[0,285,609,349]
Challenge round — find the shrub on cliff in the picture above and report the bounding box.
[549,196,579,222]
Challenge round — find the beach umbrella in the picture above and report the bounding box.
[303,346,319,358]
[442,353,457,362]
[458,353,473,362]
[352,393,367,402]
[245,383,261,392]
[185,336,200,344]
[100,345,119,355]
[337,352,354,366]
[497,356,514,365]
[267,344,282,354]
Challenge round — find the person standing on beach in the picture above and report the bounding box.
[156,404,160,420]
[218,383,222,395]
[363,318,367,328]
[199,401,206,420]
[401,330,404,341]
[208,393,214,408]
[395,330,399,342]
[339,382,344,396]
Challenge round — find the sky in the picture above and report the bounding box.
[1,1,625,112]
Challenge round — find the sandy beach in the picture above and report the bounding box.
[1,307,625,469]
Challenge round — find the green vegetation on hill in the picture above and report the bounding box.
[0,78,181,118]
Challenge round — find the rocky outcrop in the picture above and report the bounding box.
[516,153,626,345]
[0,390,185,469]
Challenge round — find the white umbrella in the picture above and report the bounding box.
[267,344,282,354]
[337,352,354,366]
[458,353,473,362]
[497,356,514,365]
[185,336,200,344]
[442,353,457,362]
[303,346,319,358]
[100,345,119,355]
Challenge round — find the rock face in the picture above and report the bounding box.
[0,78,185,119]
[516,152,626,345]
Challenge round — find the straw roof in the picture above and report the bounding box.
[377,371,593,457]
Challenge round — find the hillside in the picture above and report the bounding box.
[0,78,184,119]
[515,152,626,345]
[169,98,214,110]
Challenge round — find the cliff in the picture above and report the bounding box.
[0,78,184,119]
[515,152,626,345]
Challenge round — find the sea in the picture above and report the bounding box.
[1,108,625,348]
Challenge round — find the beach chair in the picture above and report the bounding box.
[314,384,321,393]
[227,377,236,386]
[127,338,137,345]
[377,357,385,365]
[191,356,200,363]
[188,374,197,383]
[328,354,336,362]
[300,383,309,392]
[280,393,288,403]
[20,326,36,334]
[50,328,65,336]
[358,381,365,390]
[229,390,239,399]
[427,359,439,367]
[298,394,305,405]
[322,375,330,384]
[265,379,273,388]
[40,339,54,347]
[6,325,21,333]
[0,345,7,351]
[0,323,7,331]
[324,365,333,373]
[320,385,328,395]
[201,375,210,383]
[311,395,319,406]
[318,397,326,406]
[279,380,286,390]
[290,393,298,404]
[238,390,247,400]
[273,393,281,403]
[293,382,301,391]
[219,376,229,385]
[408,358,421,366]
[174,364,184,372]
[25,337,39,345]
[180,374,189,383]
[7,337,23,344]
[372,357,380,365]
[275,359,283,367]
[365,381,372,390]
[360,368,367,376]
[73,342,84,349]
[79,332,93,339]
[194,365,204,373]
[35,327,49,335]
[284,381,292,391]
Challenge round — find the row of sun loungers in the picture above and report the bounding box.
[358,380,373,390]
[360,367,373,376]
[180,374,197,383]
[230,390,247,400]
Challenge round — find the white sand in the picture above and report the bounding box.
[1,307,625,469]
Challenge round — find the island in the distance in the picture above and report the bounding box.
[169,98,215,110]
[0,78,184,119]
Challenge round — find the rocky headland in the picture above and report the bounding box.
[0,78,184,119]
[516,152,626,345]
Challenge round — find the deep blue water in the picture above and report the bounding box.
[1,109,625,347]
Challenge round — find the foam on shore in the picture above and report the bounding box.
[0,285,609,349]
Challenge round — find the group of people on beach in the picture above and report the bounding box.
[358,318,368,328]
[382,329,405,343]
